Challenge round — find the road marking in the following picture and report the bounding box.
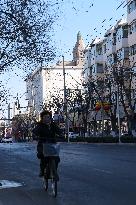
[0,180,22,189]
[93,168,112,174]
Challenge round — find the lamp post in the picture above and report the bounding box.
[62,56,69,142]
[13,92,28,116]
[116,84,121,143]
[7,103,12,125]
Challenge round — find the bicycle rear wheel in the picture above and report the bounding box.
[43,177,48,191]
[51,178,57,197]
[50,159,58,197]
[43,165,49,191]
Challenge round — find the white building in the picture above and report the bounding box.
[83,37,106,84]
[83,17,129,82]
[127,0,136,108]
[82,16,131,122]
[25,32,85,118]
[127,0,136,65]
[115,18,129,65]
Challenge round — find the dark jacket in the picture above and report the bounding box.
[33,121,61,143]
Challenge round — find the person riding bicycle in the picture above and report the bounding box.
[33,110,62,177]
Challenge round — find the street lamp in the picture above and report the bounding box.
[116,83,121,143]
[62,56,69,142]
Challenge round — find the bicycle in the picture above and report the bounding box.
[42,143,60,197]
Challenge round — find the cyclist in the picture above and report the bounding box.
[33,110,62,178]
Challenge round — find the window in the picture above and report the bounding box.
[117,49,122,60]
[107,54,113,65]
[116,29,122,42]
[103,44,106,53]
[92,65,95,73]
[134,44,136,55]
[113,54,117,63]
[89,67,93,75]
[129,44,136,56]
[124,47,129,59]
[128,4,131,14]
[128,0,136,14]
[129,24,133,34]
[113,33,116,45]
[134,21,136,32]
[123,25,128,38]
[96,45,103,55]
[129,21,136,34]
[97,63,104,73]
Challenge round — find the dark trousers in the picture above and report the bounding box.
[40,156,60,171]
[37,142,60,171]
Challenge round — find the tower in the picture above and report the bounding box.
[73,31,85,66]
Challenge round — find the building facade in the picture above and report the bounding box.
[82,13,136,135]
[127,0,136,65]
[25,32,85,119]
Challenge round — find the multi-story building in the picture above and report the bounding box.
[83,37,106,84]
[105,18,129,69]
[82,37,108,126]
[25,32,85,118]
[127,0,136,111]
[83,17,129,89]
[115,19,129,64]
[127,0,136,66]
[82,17,132,133]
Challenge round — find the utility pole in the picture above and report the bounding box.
[8,103,11,125]
[101,94,104,137]
[117,84,121,143]
[63,56,69,142]
[101,106,104,137]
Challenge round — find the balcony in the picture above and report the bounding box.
[95,55,103,64]
[116,38,128,51]
[128,32,136,46]
[106,45,116,55]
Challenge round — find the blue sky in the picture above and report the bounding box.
[54,0,127,61]
[2,0,127,116]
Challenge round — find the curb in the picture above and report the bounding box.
[61,142,136,145]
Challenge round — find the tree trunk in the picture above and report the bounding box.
[110,115,117,137]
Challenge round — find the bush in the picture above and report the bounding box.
[120,136,136,143]
[69,136,118,143]
[70,137,87,142]
[69,136,136,143]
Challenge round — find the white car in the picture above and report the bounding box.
[68,132,79,138]
[1,136,13,143]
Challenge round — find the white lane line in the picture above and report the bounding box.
[93,168,112,174]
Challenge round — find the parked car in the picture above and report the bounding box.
[1,136,13,143]
[69,132,79,138]
[121,132,129,136]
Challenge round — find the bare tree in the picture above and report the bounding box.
[0,0,61,71]
[112,64,136,136]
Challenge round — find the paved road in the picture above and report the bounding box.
[0,142,136,205]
